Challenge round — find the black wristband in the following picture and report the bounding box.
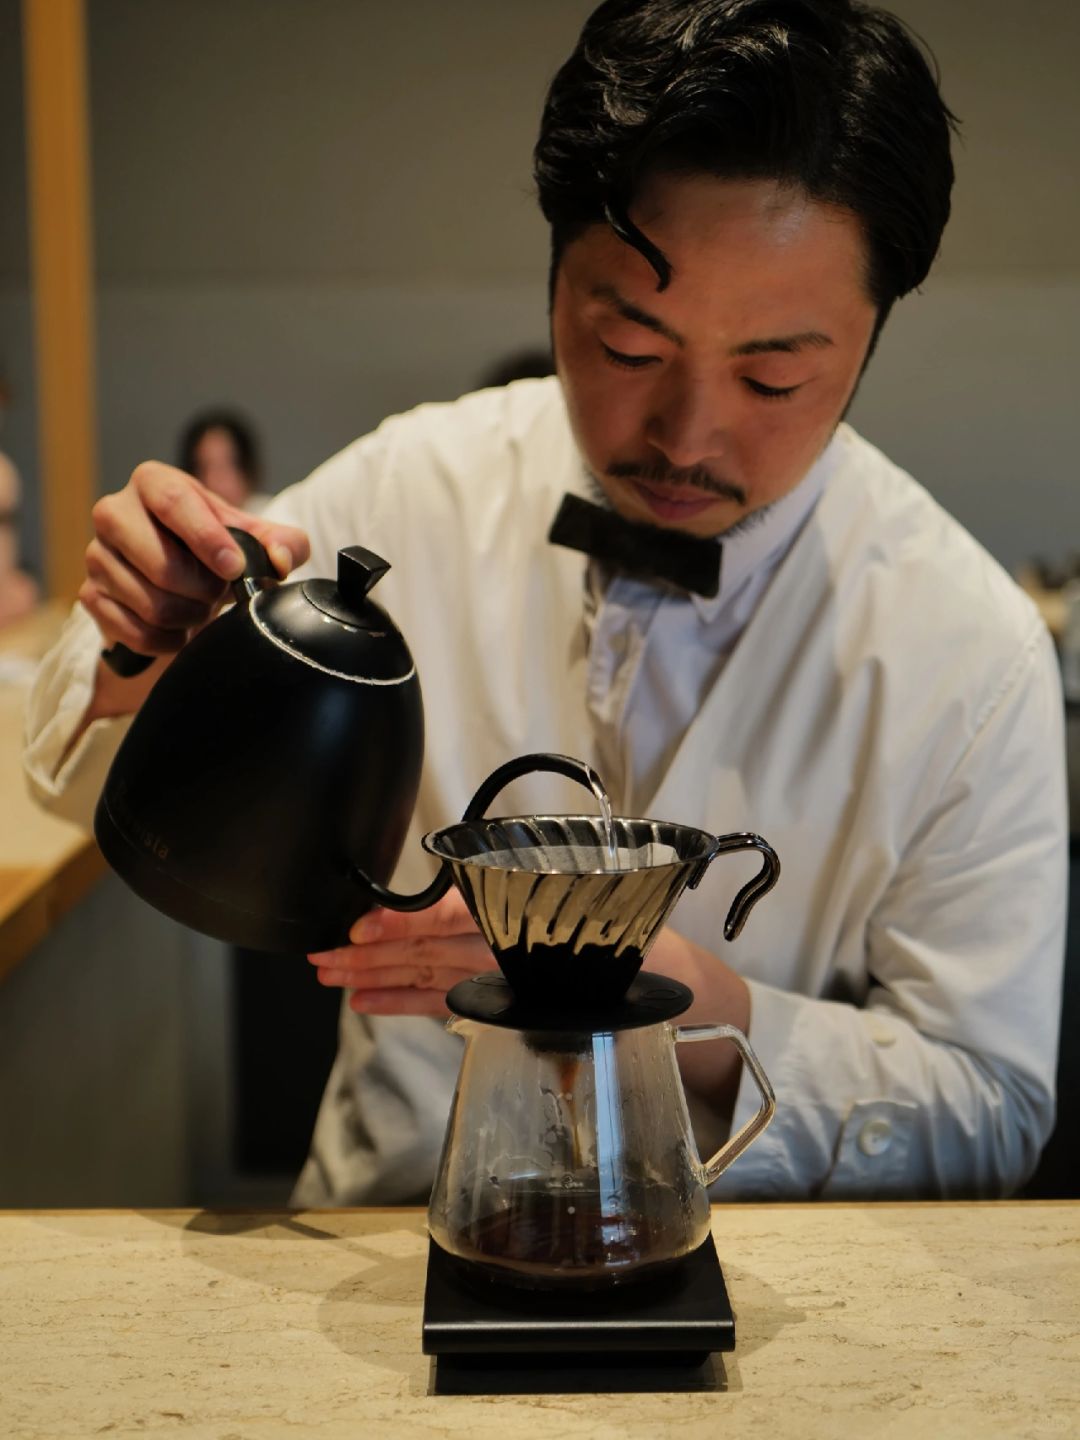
[102,643,156,678]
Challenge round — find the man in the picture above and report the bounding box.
[26,0,1066,1202]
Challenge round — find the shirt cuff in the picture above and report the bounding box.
[709,977,811,1197]
[712,978,921,1199]
[23,602,133,829]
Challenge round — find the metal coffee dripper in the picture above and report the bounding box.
[419,753,780,1294]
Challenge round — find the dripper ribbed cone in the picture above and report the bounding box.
[422,815,716,1009]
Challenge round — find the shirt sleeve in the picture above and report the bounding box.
[22,602,135,829]
[713,621,1067,1200]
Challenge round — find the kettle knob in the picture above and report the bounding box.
[338,546,391,604]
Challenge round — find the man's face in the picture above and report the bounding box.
[551,174,878,537]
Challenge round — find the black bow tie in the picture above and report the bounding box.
[548,493,721,599]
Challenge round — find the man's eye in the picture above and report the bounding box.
[744,378,801,400]
[600,342,657,370]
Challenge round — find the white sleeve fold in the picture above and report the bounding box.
[22,603,134,830]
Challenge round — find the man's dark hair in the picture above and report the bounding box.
[177,409,262,490]
[535,0,957,328]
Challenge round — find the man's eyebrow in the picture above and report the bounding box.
[590,284,685,346]
[730,331,835,356]
[589,286,834,357]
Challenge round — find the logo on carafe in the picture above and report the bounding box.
[111,780,170,861]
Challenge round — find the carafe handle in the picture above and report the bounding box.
[675,1023,776,1186]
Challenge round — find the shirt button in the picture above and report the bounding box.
[857,1118,893,1157]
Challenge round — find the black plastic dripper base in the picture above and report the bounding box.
[422,1233,734,1396]
[445,970,693,1034]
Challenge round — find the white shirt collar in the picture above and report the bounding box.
[689,432,840,622]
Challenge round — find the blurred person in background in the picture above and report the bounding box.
[0,376,39,628]
[177,409,269,514]
[24,0,1067,1206]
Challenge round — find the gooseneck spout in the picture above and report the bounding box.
[351,752,606,914]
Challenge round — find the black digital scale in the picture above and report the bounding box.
[422,1232,735,1395]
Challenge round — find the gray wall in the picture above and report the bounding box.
[1,0,1079,576]
[1,0,1078,1206]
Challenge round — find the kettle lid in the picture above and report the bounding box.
[254,545,416,682]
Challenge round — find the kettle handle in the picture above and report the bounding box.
[689,832,780,941]
[101,527,279,677]
[675,1022,776,1185]
[353,752,605,913]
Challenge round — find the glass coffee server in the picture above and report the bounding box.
[417,753,780,1394]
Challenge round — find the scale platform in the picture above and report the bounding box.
[423,1233,734,1395]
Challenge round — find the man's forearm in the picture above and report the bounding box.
[60,653,172,766]
[645,927,751,1119]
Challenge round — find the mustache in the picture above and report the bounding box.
[606,460,746,507]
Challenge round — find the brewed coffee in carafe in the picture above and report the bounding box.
[422,776,780,1290]
[430,1008,717,1287]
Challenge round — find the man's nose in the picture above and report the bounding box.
[645,380,727,470]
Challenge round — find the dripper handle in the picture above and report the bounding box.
[691,832,780,941]
[462,752,604,820]
[675,1023,776,1185]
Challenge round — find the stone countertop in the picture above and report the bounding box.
[2,1203,1077,1438]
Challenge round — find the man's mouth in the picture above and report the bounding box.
[605,463,746,522]
[630,478,714,512]
[626,477,735,523]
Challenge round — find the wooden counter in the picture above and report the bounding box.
[1,1203,1077,1436]
[0,603,104,979]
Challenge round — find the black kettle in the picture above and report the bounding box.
[95,530,448,953]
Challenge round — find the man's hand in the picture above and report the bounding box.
[308,890,498,1017]
[310,892,752,1106]
[81,460,310,656]
[644,927,751,1030]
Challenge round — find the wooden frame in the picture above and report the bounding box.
[22,0,97,603]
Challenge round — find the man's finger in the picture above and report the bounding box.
[80,583,189,655]
[349,890,478,945]
[93,490,226,604]
[86,539,215,631]
[348,989,453,1018]
[314,959,487,991]
[132,464,248,579]
[309,932,494,977]
[240,511,311,578]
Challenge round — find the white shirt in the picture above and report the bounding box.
[583,454,829,816]
[25,377,1067,1202]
